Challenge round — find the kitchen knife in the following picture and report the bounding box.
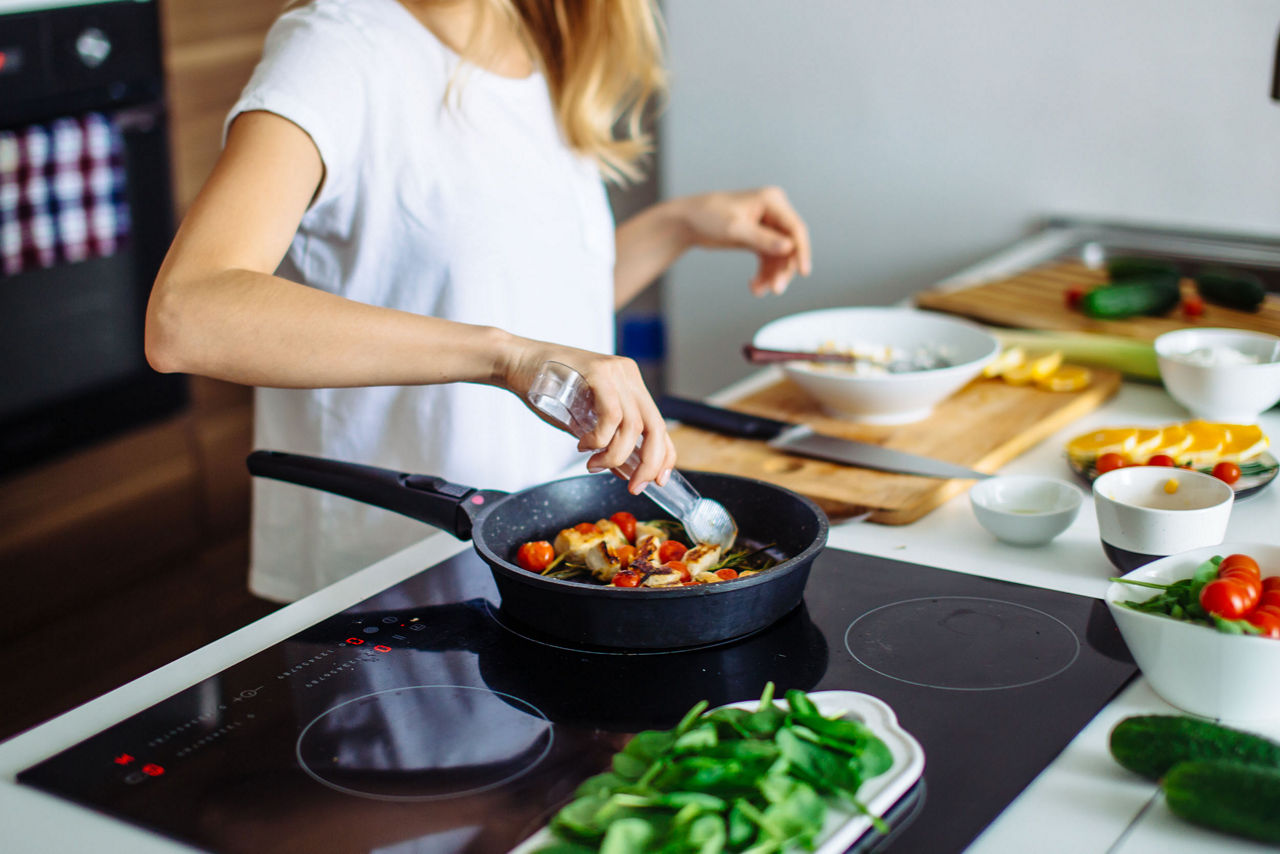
[658,395,993,480]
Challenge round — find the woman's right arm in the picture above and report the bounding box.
[145,110,674,489]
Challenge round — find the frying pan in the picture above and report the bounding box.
[247,451,829,649]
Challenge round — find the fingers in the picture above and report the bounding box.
[574,357,673,494]
[759,186,812,278]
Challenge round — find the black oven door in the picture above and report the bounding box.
[0,0,186,476]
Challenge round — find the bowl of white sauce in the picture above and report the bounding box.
[1154,328,1280,424]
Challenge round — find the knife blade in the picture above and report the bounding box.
[658,395,992,480]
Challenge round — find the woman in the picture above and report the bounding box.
[145,0,811,601]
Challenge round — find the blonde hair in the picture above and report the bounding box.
[474,0,667,183]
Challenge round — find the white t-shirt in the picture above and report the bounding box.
[226,0,616,602]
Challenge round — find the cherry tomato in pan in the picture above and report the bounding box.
[1096,453,1127,474]
[1211,461,1241,485]
[516,541,555,573]
[658,540,688,563]
[614,544,638,567]
[666,560,691,582]
[612,569,642,587]
[573,522,600,535]
[609,511,637,542]
[715,568,739,581]
[1146,454,1175,467]
[1219,554,1261,577]
[1200,577,1254,620]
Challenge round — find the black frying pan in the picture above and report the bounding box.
[247,451,829,650]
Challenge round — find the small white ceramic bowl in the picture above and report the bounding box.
[1093,466,1234,573]
[1106,542,1280,720]
[1154,327,1280,424]
[752,307,1000,424]
[969,475,1084,546]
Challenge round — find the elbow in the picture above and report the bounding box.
[144,275,189,375]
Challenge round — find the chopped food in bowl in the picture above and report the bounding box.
[751,307,1000,424]
[1105,543,1280,720]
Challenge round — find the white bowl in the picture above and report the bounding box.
[969,475,1084,546]
[752,307,1000,423]
[1105,542,1280,720]
[1154,327,1280,424]
[1093,466,1234,573]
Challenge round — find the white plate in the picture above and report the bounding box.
[509,690,926,853]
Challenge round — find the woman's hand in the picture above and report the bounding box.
[678,186,812,296]
[500,341,676,494]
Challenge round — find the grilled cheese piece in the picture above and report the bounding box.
[683,544,723,576]
[594,519,630,550]
[553,527,605,561]
[584,541,622,582]
[641,569,685,587]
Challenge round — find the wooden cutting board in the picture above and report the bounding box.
[670,369,1121,525]
[914,260,1280,340]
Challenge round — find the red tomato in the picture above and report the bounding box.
[1219,554,1261,577]
[666,560,691,582]
[1246,609,1280,639]
[1211,462,1241,485]
[612,570,642,588]
[1065,287,1086,310]
[1096,453,1127,474]
[1219,570,1261,611]
[1262,576,1280,594]
[1255,604,1280,621]
[1261,591,1280,611]
[1200,578,1254,619]
[613,545,637,568]
[573,522,600,535]
[657,540,688,563]
[1181,294,1205,318]
[1146,454,1175,467]
[609,511,637,542]
[516,541,555,573]
[715,568,739,581]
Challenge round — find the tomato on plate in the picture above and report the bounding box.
[1096,452,1127,474]
[1246,609,1280,639]
[658,540,688,563]
[516,541,555,573]
[1200,577,1254,620]
[1261,590,1280,612]
[1219,554,1261,577]
[1146,454,1175,467]
[609,511,637,542]
[1211,461,1241,485]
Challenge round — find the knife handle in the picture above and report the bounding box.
[657,395,789,440]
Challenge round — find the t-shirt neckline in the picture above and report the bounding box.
[382,0,545,90]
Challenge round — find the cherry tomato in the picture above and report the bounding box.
[715,568,739,581]
[1181,294,1205,318]
[666,560,691,582]
[1262,576,1280,594]
[1219,569,1261,611]
[612,570,642,587]
[1219,554,1261,577]
[1255,604,1280,621]
[1261,591,1280,611]
[657,540,688,563]
[573,522,600,535]
[609,511,637,542]
[1200,577,1253,620]
[1246,609,1280,639]
[614,544,638,567]
[1096,452,1127,474]
[1146,454,1175,467]
[1065,287,1086,310]
[516,541,555,573]
[1211,461,1241,485]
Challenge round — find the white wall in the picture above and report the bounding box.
[660,0,1280,396]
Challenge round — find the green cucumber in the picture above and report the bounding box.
[1194,266,1267,313]
[1079,274,1180,319]
[1106,256,1181,281]
[1109,715,1280,782]
[1163,760,1280,843]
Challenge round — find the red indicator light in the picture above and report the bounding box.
[0,53,7,73]
[470,494,485,505]
[373,645,391,652]
[113,753,134,765]
[345,637,364,645]
[141,764,165,777]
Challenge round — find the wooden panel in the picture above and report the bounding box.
[915,260,1280,340]
[670,370,1122,524]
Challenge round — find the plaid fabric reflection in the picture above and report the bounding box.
[0,112,131,276]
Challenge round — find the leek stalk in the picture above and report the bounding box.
[986,328,1160,382]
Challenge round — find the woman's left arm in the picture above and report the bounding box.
[613,186,812,308]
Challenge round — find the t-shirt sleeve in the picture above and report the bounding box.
[224,6,368,207]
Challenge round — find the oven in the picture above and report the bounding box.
[0,0,185,476]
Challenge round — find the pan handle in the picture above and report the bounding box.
[246,450,505,541]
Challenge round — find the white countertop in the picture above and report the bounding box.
[3,378,1279,854]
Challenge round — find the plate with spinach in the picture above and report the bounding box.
[513,683,925,854]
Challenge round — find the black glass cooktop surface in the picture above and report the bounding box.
[18,548,1136,853]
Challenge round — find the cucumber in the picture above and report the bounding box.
[1106,255,1181,281]
[1079,275,1180,319]
[1109,715,1280,781]
[1194,266,1267,313]
[1163,760,1280,843]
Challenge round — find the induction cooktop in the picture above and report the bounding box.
[17,547,1137,853]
